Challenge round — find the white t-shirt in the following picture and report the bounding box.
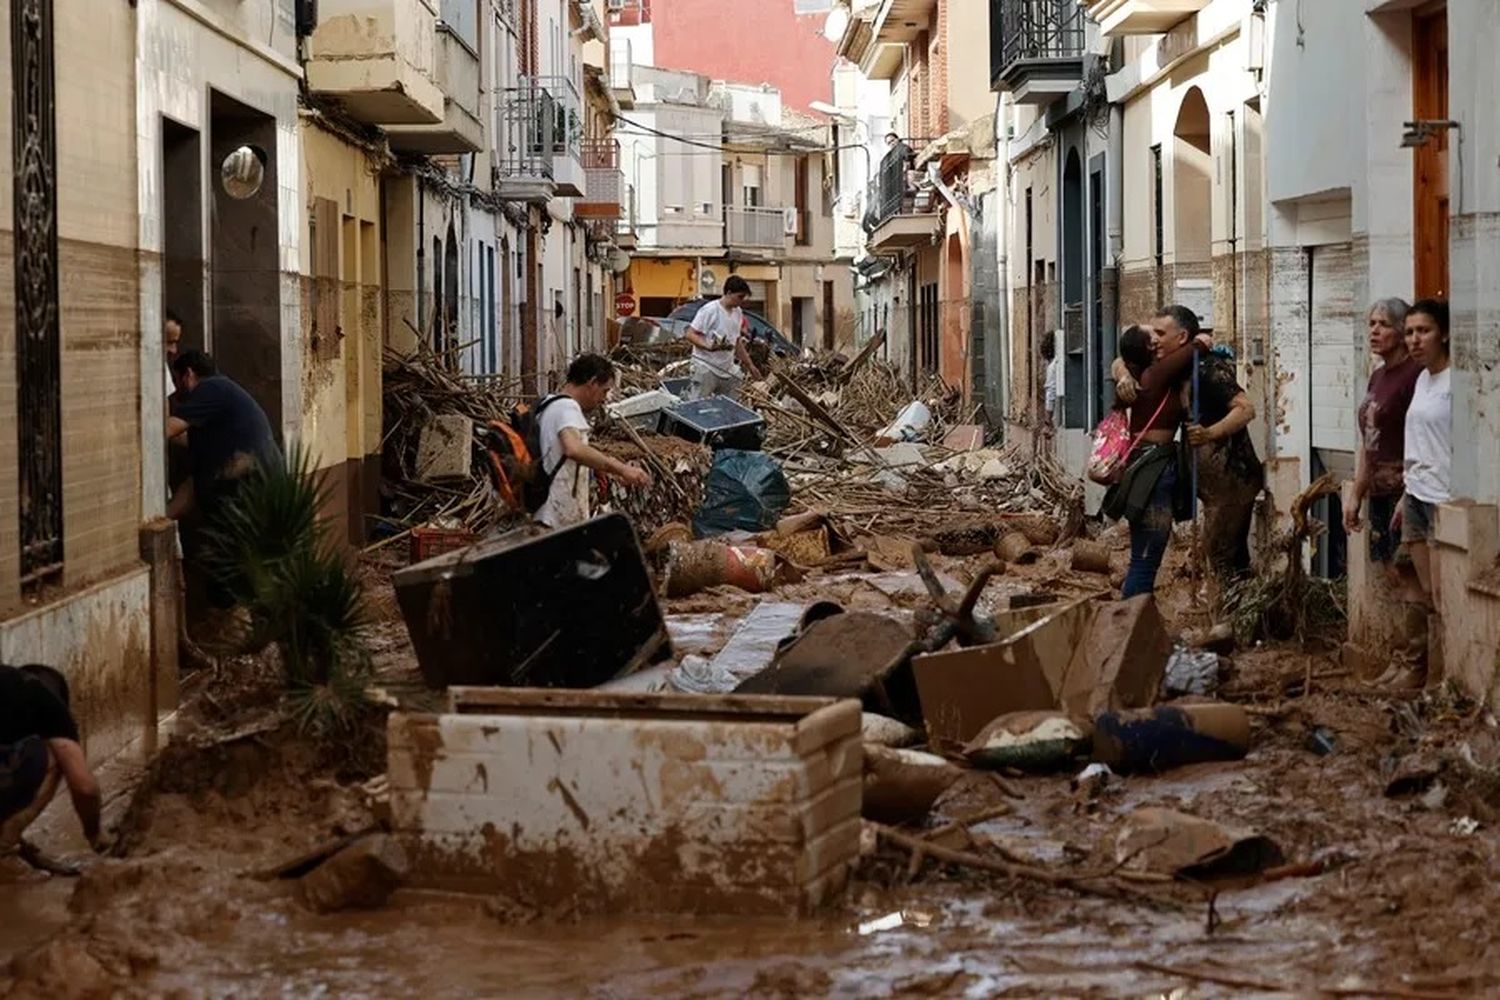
[1403,366,1452,505]
[689,300,744,377]
[535,395,593,529]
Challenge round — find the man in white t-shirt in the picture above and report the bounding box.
[534,353,652,530]
[685,276,764,400]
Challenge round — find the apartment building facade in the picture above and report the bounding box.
[1257,0,1500,701]
[610,63,853,350]
[836,0,996,401]
[2,0,216,773]
[991,0,1500,703]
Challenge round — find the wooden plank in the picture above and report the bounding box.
[447,686,840,720]
[838,328,887,385]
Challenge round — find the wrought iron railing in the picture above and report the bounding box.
[990,0,1086,82]
[497,75,584,179]
[866,145,911,229]
[13,0,64,588]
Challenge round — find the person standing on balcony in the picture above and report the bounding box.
[685,276,763,400]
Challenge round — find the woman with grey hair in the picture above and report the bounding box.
[1345,297,1421,576]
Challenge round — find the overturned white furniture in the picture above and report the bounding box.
[388,688,863,915]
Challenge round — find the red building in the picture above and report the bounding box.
[609,0,837,113]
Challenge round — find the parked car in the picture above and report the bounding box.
[658,297,800,358]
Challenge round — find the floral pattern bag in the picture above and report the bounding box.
[1086,393,1169,486]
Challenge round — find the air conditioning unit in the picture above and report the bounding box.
[783,207,800,236]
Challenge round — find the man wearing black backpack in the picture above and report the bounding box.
[534,354,651,529]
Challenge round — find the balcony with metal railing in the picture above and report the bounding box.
[863,144,940,252]
[615,182,638,249]
[578,139,623,219]
[990,0,1086,104]
[726,205,790,252]
[608,37,636,109]
[496,75,586,203]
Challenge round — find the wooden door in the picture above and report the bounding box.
[1413,6,1448,299]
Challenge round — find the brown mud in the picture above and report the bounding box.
[6,549,1500,998]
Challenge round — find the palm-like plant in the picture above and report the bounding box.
[201,444,373,733]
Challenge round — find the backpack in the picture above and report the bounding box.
[481,395,565,514]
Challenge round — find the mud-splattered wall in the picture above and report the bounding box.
[299,123,385,546]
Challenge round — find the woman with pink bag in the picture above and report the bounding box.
[1098,315,1212,598]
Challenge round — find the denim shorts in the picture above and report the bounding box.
[1368,493,1401,562]
[1402,494,1437,544]
[0,736,49,822]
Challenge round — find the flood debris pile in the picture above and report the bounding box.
[380,345,521,538]
[378,346,716,545]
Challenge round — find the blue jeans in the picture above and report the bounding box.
[1122,459,1178,599]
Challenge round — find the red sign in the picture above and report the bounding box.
[614,293,636,317]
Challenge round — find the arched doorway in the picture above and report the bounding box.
[1172,87,1212,267]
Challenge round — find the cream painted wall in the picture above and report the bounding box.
[299,124,384,474]
[944,0,993,132]
[1114,41,1258,272]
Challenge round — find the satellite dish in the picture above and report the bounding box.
[607,248,631,274]
[699,267,717,292]
[823,7,849,42]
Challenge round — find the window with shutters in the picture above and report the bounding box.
[794,157,811,246]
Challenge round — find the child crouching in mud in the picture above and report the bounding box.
[1101,322,1210,597]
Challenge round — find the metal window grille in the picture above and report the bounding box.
[12,0,63,589]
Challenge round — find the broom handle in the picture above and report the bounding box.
[1189,350,1201,521]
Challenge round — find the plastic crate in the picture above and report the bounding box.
[409,526,477,564]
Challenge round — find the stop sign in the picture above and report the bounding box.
[614,292,636,317]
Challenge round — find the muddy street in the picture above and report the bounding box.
[5,547,1498,999]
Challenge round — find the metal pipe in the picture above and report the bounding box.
[995,94,1012,425]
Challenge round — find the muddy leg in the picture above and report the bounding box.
[0,746,61,880]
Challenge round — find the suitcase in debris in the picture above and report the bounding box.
[393,513,670,689]
[658,395,765,451]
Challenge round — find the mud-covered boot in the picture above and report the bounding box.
[1378,602,1430,693]
[1424,612,1445,691]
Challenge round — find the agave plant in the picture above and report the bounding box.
[201,443,373,695]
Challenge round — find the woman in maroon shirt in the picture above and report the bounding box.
[1103,306,1212,597]
[1345,298,1422,575]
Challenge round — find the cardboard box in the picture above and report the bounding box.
[913,595,1168,745]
